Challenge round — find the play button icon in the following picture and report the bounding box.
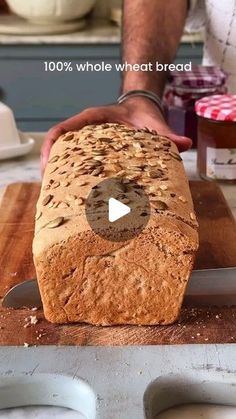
[85,177,150,242]
[108,198,131,222]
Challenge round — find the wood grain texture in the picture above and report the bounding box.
[0,181,236,346]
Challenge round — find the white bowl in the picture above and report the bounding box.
[0,101,20,147]
[6,0,96,24]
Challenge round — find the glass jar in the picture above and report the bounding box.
[195,95,236,184]
[163,66,227,148]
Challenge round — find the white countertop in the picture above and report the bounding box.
[0,18,204,45]
[0,132,235,219]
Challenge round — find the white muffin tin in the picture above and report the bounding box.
[0,345,236,418]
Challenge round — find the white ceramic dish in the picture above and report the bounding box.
[0,15,86,35]
[0,373,96,419]
[144,373,236,418]
[6,0,96,24]
[0,131,35,160]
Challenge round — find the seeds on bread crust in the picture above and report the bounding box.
[76,180,88,187]
[151,199,168,210]
[46,217,64,228]
[51,181,60,189]
[61,181,70,187]
[41,125,196,239]
[63,133,74,142]
[35,210,42,220]
[58,202,69,209]
[75,197,84,206]
[170,151,182,161]
[148,169,163,179]
[48,155,59,164]
[49,166,58,174]
[42,194,53,206]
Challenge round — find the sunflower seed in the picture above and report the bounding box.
[75,197,84,206]
[133,141,142,150]
[59,153,70,161]
[92,149,107,155]
[77,180,87,187]
[151,200,168,210]
[133,133,145,139]
[51,182,60,189]
[170,151,182,161]
[159,185,168,191]
[126,174,140,180]
[148,186,157,193]
[68,173,76,179]
[35,210,42,220]
[190,212,196,220]
[148,169,163,179]
[77,170,88,175]
[112,145,124,151]
[63,133,74,142]
[148,161,158,167]
[71,146,81,152]
[49,166,58,174]
[58,202,69,209]
[92,167,103,176]
[61,181,70,187]
[46,217,64,228]
[93,155,105,161]
[73,161,83,168]
[97,137,111,143]
[48,155,59,164]
[117,170,126,177]
[179,196,187,203]
[42,194,53,206]
[135,152,145,158]
[66,194,77,201]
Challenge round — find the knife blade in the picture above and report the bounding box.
[1,267,236,309]
[184,267,236,306]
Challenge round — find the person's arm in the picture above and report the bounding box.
[122,0,187,96]
[41,0,190,172]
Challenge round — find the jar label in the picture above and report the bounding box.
[207,148,236,180]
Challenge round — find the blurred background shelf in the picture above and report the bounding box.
[0,0,203,131]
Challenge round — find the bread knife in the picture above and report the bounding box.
[2,267,236,309]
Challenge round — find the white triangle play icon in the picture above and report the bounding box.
[108,197,131,223]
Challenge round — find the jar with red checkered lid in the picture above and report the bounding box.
[195,94,236,183]
[163,66,227,148]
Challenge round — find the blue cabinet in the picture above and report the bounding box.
[0,43,203,131]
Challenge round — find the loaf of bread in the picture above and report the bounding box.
[33,123,199,325]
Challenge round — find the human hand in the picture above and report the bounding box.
[41,96,192,172]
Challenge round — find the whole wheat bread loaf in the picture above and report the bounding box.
[33,124,199,325]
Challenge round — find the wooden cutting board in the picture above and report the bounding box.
[0,181,236,346]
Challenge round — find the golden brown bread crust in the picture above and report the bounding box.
[33,124,199,325]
